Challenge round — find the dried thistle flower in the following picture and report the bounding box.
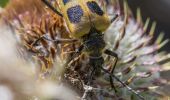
[0,18,79,100]
[1,0,170,100]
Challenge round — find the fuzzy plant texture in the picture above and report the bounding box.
[0,0,170,100]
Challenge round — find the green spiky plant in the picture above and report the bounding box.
[0,0,170,100]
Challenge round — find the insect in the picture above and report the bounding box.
[40,0,145,99]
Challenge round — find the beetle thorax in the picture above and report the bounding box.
[82,29,106,58]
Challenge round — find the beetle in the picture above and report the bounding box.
[40,0,145,99]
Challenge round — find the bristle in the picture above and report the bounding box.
[136,72,152,78]
[124,75,135,85]
[122,63,136,75]
[158,39,169,50]
[149,21,157,36]
[136,8,142,25]
[123,0,129,18]
[143,18,150,32]
[155,32,165,44]
[122,55,137,64]
[127,42,144,53]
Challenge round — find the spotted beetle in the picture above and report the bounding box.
[40,0,145,99]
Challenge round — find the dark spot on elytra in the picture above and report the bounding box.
[63,0,70,5]
[67,5,84,23]
[87,1,104,16]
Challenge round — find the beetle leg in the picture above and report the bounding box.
[67,55,81,67]
[81,67,96,100]
[65,44,84,65]
[104,50,145,100]
[31,35,45,47]
[104,49,118,93]
[41,0,63,17]
[31,34,78,46]
[100,67,145,100]
[110,14,119,23]
[104,49,118,73]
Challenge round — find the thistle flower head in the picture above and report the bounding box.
[103,1,170,99]
[1,0,170,100]
[0,14,79,100]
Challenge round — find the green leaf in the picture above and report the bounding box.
[0,0,9,7]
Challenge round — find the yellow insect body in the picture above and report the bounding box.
[58,0,110,38]
[86,0,110,33]
[41,1,145,99]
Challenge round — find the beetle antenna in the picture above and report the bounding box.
[100,67,145,100]
[41,0,63,17]
[65,45,84,65]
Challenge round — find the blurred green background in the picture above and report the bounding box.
[0,0,9,7]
